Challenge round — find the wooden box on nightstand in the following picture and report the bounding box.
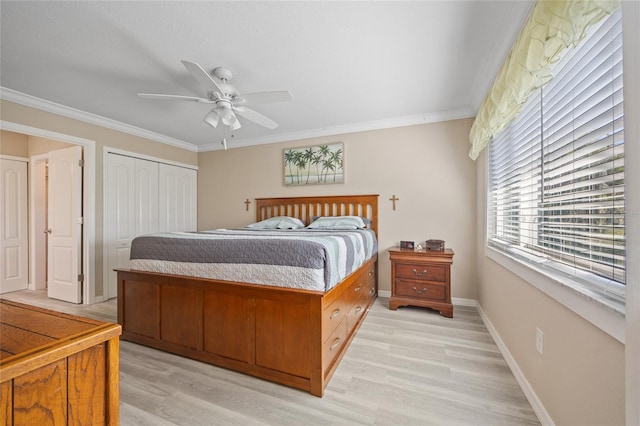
[388,247,454,317]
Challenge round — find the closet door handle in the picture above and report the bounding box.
[44,228,52,234]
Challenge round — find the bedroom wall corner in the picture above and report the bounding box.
[0,130,29,156]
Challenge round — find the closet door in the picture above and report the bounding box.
[134,158,159,235]
[105,154,158,299]
[0,158,28,294]
[158,164,197,232]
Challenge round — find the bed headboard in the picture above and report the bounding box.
[255,194,379,236]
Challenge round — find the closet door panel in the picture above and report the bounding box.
[106,155,159,299]
[106,155,136,299]
[134,159,159,236]
[158,164,197,232]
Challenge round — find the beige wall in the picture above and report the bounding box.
[1,99,198,299]
[0,130,29,157]
[197,118,477,298]
[475,153,625,425]
[28,135,74,156]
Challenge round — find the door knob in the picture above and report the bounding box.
[44,228,52,234]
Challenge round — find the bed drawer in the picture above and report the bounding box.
[323,319,348,371]
[394,279,446,301]
[322,297,349,342]
[395,263,446,283]
[349,279,366,304]
[347,298,368,331]
[364,267,376,301]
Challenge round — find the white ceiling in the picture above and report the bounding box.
[0,1,533,152]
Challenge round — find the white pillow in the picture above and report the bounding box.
[307,216,366,230]
[245,216,305,230]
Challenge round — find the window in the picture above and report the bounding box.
[487,9,625,308]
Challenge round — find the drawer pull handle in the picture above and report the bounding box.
[413,286,428,294]
[413,269,428,276]
[354,285,362,292]
[330,308,341,319]
[369,288,375,295]
[330,337,341,351]
[368,270,374,276]
[355,306,363,313]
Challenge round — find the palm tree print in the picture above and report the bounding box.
[284,143,344,185]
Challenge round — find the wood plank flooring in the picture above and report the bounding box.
[1,290,540,425]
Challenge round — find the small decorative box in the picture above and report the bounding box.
[425,239,445,251]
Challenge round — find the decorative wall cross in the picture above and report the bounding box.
[244,198,252,211]
[389,194,399,211]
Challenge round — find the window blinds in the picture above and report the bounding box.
[470,0,621,160]
[488,9,624,299]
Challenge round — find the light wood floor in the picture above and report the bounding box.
[2,290,540,426]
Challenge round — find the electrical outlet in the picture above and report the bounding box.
[536,328,544,355]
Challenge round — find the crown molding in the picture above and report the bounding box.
[0,87,198,152]
[2,86,474,154]
[198,107,475,152]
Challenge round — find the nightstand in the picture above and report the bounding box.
[388,247,454,317]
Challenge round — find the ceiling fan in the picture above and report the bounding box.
[138,60,293,134]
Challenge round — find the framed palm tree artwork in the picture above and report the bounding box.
[283,142,344,186]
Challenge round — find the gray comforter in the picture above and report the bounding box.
[129,228,377,291]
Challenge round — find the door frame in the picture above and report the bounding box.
[2,120,99,304]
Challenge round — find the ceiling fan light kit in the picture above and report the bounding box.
[137,60,292,149]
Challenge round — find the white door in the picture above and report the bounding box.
[159,164,197,232]
[47,146,83,303]
[105,154,158,299]
[0,159,29,294]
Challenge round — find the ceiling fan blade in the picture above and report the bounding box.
[203,109,219,128]
[237,91,293,105]
[181,60,225,95]
[138,93,210,103]
[231,119,242,131]
[234,106,278,130]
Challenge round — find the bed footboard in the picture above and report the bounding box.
[116,255,376,396]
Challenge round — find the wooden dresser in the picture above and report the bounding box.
[0,300,122,425]
[388,247,454,317]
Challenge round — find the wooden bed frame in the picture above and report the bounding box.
[117,194,379,396]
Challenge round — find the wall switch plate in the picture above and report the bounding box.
[536,328,544,355]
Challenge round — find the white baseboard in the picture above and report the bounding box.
[378,290,391,298]
[86,294,105,305]
[452,297,476,307]
[477,303,554,426]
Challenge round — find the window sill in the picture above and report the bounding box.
[485,245,625,343]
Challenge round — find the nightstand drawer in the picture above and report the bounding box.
[394,280,446,301]
[395,263,446,282]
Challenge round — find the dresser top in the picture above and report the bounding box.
[0,300,121,371]
[389,247,454,256]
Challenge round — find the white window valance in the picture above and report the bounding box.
[468,0,620,160]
